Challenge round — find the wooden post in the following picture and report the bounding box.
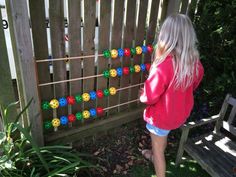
[0,10,17,124]
[7,0,44,146]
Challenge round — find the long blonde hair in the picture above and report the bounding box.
[152,14,199,90]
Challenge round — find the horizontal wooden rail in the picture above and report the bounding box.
[45,106,144,145]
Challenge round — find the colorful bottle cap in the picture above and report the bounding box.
[76,112,83,120]
[96,107,104,116]
[103,70,110,78]
[42,101,50,110]
[75,94,82,103]
[134,65,141,72]
[44,121,52,129]
[103,89,110,96]
[135,46,142,55]
[50,99,59,109]
[89,91,97,100]
[129,66,135,73]
[96,90,104,98]
[124,48,131,57]
[140,63,146,71]
[111,49,118,59]
[59,97,67,107]
[52,118,60,128]
[116,67,123,76]
[123,67,130,75]
[109,69,117,77]
[117,48,124,57]
[60,116,68,125]
[67,96,75,105]
[142,46,148,53]
[82,93,90,102]
[103,49,111,58]
[109,87,117,95]
[68,114,76,122]
[82,110,90,119]
[89,108,97,117]
[130,47,136,55]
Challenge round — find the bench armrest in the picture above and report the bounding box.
[181,114,220,130]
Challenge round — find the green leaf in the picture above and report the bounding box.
[0,132,6,144]
[14,123,49,172]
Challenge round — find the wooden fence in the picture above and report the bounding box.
[0,0,198,146]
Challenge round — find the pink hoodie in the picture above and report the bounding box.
[140,55,204,130]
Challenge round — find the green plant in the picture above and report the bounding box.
[0,100,100,177]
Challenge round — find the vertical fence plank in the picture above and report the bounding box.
[29,0,52,129]
[97,0,111,114]
[166,0,181,16]
[145,0,160,62]
[68,0,82,121]
[7,0,43,145]
[120,0,136,111]
[159,0,169,24]
[180,0,189,14]
[5,1,28,124]
[83,1,96,112]
[49,0,67,120]
[0,10,17,122]
[109,0,125,114]
[130,0,148,107]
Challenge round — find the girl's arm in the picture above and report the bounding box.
[193,61,204,90]
[140,67,166,105]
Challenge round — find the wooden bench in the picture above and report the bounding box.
[175,94,236,177]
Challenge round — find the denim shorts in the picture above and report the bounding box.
[146,123,170,137]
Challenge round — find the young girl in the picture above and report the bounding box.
[139,14,204,177]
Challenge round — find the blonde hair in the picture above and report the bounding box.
[152,14,199,90]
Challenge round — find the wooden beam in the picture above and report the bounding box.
[7,0,44,146]
[45,107,144,144]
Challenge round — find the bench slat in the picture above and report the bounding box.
[185,133,236,177]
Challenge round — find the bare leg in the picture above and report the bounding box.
[150,132,168,177]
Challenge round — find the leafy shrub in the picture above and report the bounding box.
[0,100,100,177]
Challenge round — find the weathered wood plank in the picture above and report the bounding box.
[45,107,144,144]
[180,0,189,14]
[49,0,67,119]
[0,10,17,122]
[119,0,136,111]
[130,0,148,108]
[28,0,52,128]
[5,0,28,124]
[97,0,111,114]
[166,0,181,16]
[7,0,43,145]
[68,0,82,119]
[185,136,236,177]
[83,1,96,111]
[108,0,124,114]
[159,0,169,25]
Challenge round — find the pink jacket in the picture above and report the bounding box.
[140,55,204,130]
